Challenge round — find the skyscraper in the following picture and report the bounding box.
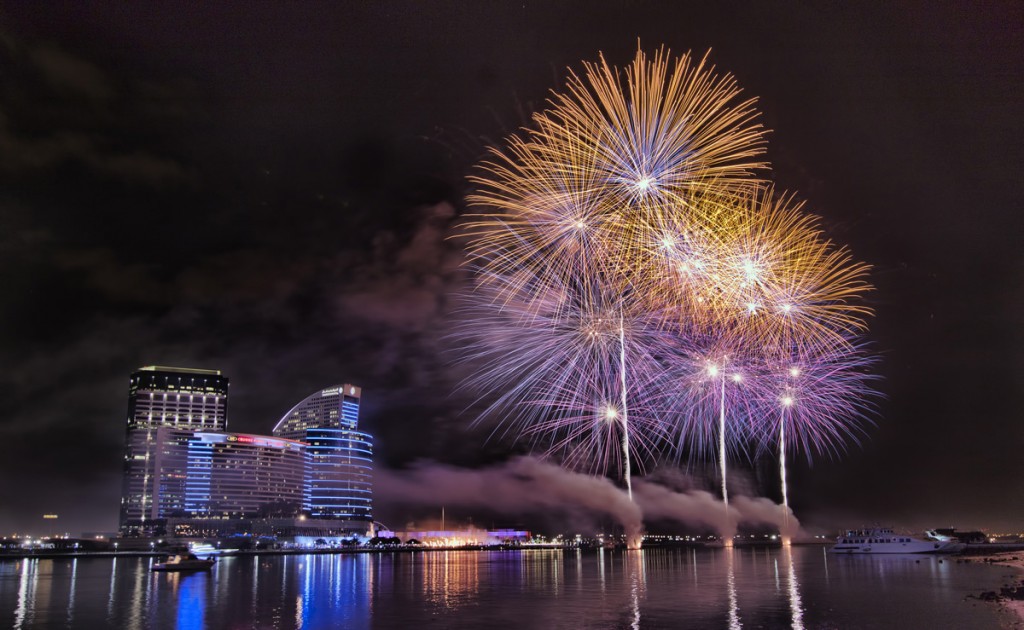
[272,385,373,526]
[119,366,229,536]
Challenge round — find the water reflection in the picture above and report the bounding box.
[725,547,742,629]
[66,558,77,626]
[422,550,481,610]
[129,558,146,630]
[13,559,35,629]
[782,545,805,630]
[174,572,207,630]
[106,557,117,620]
[0,548,1010,629]
[626,551,646,630]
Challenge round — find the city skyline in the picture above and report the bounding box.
[114,365,375,540]
[0,3,1021,535]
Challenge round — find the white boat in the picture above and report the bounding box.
[829,527,964,554]
[152,553,215,571]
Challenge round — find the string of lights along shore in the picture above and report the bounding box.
[118,366,374,541]
[458,47,879,546]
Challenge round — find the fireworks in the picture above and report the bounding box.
[453,267,674,481]
[458,46,878,512]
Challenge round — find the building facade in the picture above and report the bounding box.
[183,432,307,518]
[273,385,373,527]
[118,369,373,538]
[119,366,229,536]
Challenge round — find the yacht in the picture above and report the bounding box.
[152,553,215,571]
[830,527,964,554]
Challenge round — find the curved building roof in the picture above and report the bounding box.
[272,384,362,439]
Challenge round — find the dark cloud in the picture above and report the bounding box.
[0,39,192,186]
[29,44,113,101]
[337,202,463,331]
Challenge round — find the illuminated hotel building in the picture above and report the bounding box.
[183,432,307,518]
[117,368,374,537]
[125,429,306,525]
[119,366,229,536]
[273,385,373,525]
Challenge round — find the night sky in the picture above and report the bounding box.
[1,2,1021,535]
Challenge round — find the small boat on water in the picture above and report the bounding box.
[830,527,964,554]
[152,553,215,572]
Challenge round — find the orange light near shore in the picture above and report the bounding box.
[42,514,58,519]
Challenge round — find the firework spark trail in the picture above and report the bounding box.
[718,374,729,539]
[758,339,881,525]
[459,46,877,536]
[618,313,633,500]
[643,188,875,525]
[452,268,674,478]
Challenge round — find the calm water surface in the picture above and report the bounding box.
[0,547,1012,629]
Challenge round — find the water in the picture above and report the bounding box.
[0,547,1011,629]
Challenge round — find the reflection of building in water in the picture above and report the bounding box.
[421,551,481,610]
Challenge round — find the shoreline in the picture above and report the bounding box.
[0,545,565,561]
[964,552,1024,627]
[0,540,814,561]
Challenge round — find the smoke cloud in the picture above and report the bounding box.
[632,481,732,534]
[376,456,802,542]
[375,457,643,540]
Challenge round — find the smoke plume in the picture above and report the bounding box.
[376,456,800,542]
[375,456,642,540]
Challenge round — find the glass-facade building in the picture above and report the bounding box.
[119,366,229,536]
[183,432,307,518]
[118,369,373,537]
[273,385,373,525]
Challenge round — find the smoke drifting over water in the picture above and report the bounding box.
[376,457,799,541]
[732,495,801,539]
[632,481,734,534]
[633,482,801,540]
[375,457,643,539]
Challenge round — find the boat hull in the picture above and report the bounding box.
[829,542,960,554]
[829,527,965,554]
[152,560,215,572]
